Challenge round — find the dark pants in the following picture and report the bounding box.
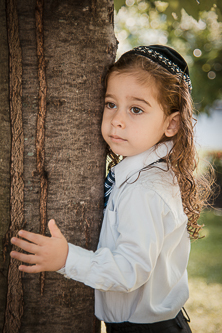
[105,310,192,333]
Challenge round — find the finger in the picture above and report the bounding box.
[48,219,63,238]
[17,229,46,245]
[10,251,38,265]
[11,237,39,254]
[19,264,43,274]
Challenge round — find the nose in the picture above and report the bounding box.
[111,109,126,129]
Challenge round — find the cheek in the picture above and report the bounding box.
[101,115,108,137]
[102,110,111,126]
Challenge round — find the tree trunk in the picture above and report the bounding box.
[0,0,117,332]
[0,0,11,330]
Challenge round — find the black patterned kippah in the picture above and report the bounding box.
[124,45,192,91]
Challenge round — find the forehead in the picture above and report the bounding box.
[106,70,159,97]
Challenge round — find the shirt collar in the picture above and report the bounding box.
[114,141,173,188]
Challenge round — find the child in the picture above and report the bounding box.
[11,45,211,332]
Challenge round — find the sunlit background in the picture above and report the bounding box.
[114,0,222,151]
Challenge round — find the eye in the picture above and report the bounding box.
[131,107,144,115]
[105,102,117,109]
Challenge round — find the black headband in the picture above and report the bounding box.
[123,45,192,91]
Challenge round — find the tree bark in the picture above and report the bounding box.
[3,0,24,330]
[1,0,117,332]
[0,0,11,330]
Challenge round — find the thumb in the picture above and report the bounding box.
[48,219,63,238]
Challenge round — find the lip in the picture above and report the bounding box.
[110,135,127,142]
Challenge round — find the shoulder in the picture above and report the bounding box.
[117,167,186,224]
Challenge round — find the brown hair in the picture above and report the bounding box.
[104,53,215,239]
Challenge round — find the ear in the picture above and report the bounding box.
[165,112,180,137]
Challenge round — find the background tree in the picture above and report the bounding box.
[114,0,222,113]
[0,0,117,332]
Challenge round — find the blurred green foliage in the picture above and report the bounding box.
[207,151,222,185]
[205,151,222,207]
[188,209,222,284]
[114,0,222,113]
[115,0,222,21]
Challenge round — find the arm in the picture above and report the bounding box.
[60,187,168,292]
[10,219,68,273]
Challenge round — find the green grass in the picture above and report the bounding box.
[185,209,222,333]
[188,209,222,284]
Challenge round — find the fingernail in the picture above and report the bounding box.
[10,251,15,257]
[11,237,16,244]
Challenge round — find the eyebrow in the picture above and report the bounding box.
[132,97,151,107]
[105,94,152,107]
[105,93,113,97]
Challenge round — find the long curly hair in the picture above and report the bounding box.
[104,53,215,239]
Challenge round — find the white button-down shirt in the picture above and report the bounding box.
[58,142,190,324]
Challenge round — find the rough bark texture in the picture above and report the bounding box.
[3,0,24,332]
[1,0,117,332]
[35,0,48,295]
[0,0,11,330]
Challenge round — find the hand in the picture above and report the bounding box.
[10,219,68,273]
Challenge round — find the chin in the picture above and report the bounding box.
[109,146,124,156]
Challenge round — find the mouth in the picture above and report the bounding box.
[110,135,127,143]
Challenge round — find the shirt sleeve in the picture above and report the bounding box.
[58,185,175,293]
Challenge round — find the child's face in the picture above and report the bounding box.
[101,71,170,157]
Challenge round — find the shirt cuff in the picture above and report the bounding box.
[57,243,94,283]
[57,265,68,276]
